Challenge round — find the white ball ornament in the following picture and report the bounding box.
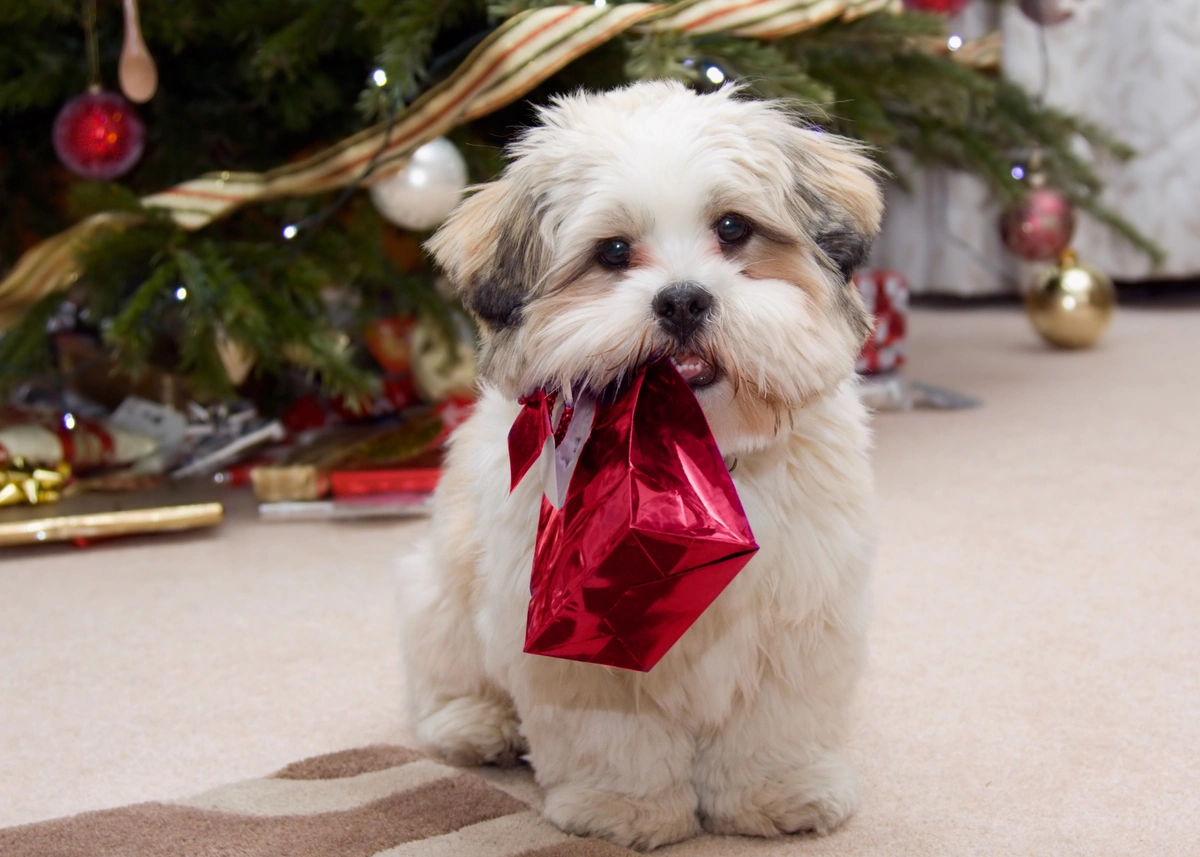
[368,137,469,231]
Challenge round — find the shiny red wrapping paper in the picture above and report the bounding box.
[510,362,759,672]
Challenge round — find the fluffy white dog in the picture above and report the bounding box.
[401,80,883,850]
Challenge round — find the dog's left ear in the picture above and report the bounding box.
[425,176,549,333]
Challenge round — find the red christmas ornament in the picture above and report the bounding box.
[1000,187,1076,262]
[902,0,971,15]
[53,89,145,180]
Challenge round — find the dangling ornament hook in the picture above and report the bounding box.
[83,0,101,88]
[119,0,158,103]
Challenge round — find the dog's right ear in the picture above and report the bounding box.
[425,177,548,332]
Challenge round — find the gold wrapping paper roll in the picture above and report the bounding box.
[0,480,226,547]
[0,501,223,547]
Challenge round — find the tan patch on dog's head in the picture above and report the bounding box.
[424,178,550,333]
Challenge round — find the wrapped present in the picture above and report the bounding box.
[250,398,473,502]
[511,362,759,672]
[853,270,909,375]
[329,463,440,498]
[0,407,157,473]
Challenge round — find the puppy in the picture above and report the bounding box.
[402,80,883,850]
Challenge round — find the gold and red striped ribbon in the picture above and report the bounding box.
[5,0,992,327]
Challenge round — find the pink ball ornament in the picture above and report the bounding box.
[902,0,971,15]
[1000,187,1076,262]
[53,90,146,180]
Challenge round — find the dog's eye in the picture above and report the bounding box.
[597,238,633,269]
[715,214,751,246]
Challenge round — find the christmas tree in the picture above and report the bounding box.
[0,0,1159,411]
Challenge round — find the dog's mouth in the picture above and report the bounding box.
[670,351,719,389]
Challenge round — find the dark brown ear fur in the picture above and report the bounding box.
[425,179,548,332]
[783,127,885,346]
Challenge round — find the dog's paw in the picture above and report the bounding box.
[542,782,701,851]
[700,752,859,838]
[415,695,527,767]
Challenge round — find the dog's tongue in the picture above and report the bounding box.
[671,352,716,387]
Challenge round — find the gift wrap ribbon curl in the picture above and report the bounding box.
[0,0,1001,328]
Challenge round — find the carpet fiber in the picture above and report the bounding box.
[2,306,1198,856]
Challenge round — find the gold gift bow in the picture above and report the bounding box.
[0,0,995,327]
[0,459,71,506]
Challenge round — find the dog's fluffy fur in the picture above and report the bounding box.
[401,81,883,850]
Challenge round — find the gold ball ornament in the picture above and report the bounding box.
[1025,251,1116,349]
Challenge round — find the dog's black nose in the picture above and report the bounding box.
[653,282,713,340]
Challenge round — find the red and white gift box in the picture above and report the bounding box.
[853,270,909,375]
[0,407,156,472]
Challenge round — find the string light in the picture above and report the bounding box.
[282,224,298,240]
[594,0,607,6]
[1012,165,1026,180]
[62,413,77,430]
[175,286,188,300]
[705,65,726,86]
[947,34,963,51]
[372,68,388,87]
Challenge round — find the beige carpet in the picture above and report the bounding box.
[2,306,1198,855]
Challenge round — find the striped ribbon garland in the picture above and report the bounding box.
[1,0,998,327]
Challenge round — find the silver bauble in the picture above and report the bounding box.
[369,137,468,231]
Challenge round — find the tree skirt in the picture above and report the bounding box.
[0,745,632,857]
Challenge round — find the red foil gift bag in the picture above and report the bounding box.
[511,361,759,672]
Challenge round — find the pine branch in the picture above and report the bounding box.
[488,0,581,17]
[0,293,63,389]
[692,37,834,110]
[105,258,178,370]
[624,30,698,87]
[356,0,481,112]
[249,0,349,81]
[1073,197,1167,267]
[66,183,147,220]
[0,0,77,25]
